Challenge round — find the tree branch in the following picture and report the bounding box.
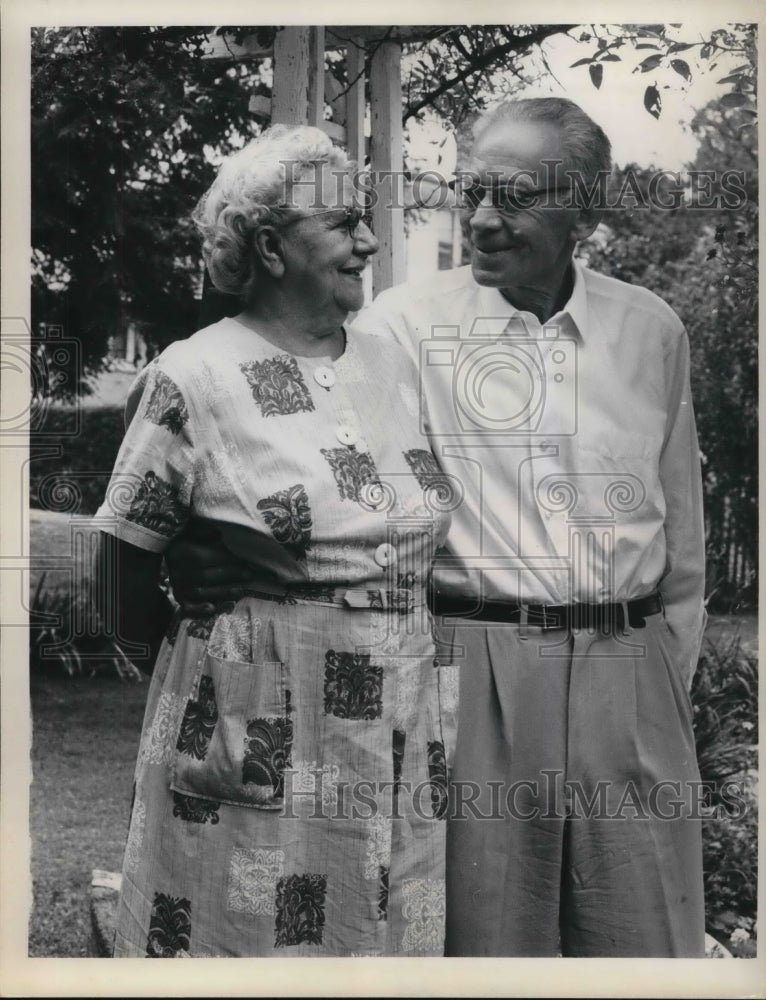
[402,24,577,123]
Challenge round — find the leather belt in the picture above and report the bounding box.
[431,591,664,631]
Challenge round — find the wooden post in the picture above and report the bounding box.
[369,41,405,295]
[271,27,311,125]
[345,37,366,169]
[271,26,325,128]
[307,26,325,127]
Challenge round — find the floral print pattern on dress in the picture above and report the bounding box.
[123,797,147,875]
[171,791,221,824]
[401,878,446,953]
[392,730,406,801]
[323,650,383,721]
[125,470,189,538]
[257,484,312,556]
[378,866,390,922]
[186,615,217,642]
[240,355,315,417]
[274,873,327,948]
[176,676,218,760]
[146,892,192,957]
[363,815,392,880]
[403,448,441,488]
[290,759,341,813]
[393,659,420,731]
[140,691,185,766]
[243,716,294,798]
[427,740,448,819]
[227,847,285,917]
[320,447,380,504]
[208,612,261,661]
[144,370,189,434]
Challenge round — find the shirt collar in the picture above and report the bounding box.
[474,257,589,341]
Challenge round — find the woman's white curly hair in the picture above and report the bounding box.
[193,124,352,300]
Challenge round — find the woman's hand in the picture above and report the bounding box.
[166,520,254,616]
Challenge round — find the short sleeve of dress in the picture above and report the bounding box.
[93,358,195,553]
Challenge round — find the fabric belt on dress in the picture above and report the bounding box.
[430,591,664,631]
[238,580,424,613]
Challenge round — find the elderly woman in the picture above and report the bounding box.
[94,125,454,957]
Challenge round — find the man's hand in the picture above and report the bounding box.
[166,520,254,616]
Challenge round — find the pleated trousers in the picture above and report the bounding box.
[437,613,705,957]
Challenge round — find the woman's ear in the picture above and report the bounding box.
[252,226,286,279]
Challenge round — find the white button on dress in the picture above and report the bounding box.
[314,366,336,389]
[374,542,396,568]
[335,424,359,446]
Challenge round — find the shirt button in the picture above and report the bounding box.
[314,366,336,389]
[374,543,396,568]
[336,424,359,446]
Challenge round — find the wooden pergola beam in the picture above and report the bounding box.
[369,41,406,295]
[345,36,366,169]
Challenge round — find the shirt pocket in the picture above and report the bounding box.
[169,650,291,810]
[564,431,664,522]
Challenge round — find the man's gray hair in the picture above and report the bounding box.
[473,97,612,185]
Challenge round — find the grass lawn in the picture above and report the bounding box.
[29,672,147,957]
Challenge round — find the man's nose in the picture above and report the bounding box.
[467,194,505,234]
[354,222,379,256]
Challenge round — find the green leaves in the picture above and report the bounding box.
[670,58,692,82]
[588,63,603,89]
[720,92,748,108]
[637,53,663,72]
[644,85,662,119]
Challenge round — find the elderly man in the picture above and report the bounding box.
[170,98,707,957]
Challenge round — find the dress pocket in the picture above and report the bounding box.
[169,650,291,810]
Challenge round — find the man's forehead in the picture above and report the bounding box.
[468,118,566,177]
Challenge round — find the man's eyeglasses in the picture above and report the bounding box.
[278,206,374,238]
[450,179,573,214]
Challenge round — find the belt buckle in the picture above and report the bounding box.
[390,588,414,615]
[540,605,564,631]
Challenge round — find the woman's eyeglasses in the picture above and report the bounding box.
[450,179,572,214]
[278,206,374,237]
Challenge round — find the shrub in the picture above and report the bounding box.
[692,627,758,954]
[30,407,126,516]
[30,572,142,681]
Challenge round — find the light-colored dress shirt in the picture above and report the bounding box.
[354,259,707,680]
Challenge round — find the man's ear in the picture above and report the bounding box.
[571,206,602,244]
[253,226,286,279]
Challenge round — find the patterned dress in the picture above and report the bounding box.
[95,318,459,957]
